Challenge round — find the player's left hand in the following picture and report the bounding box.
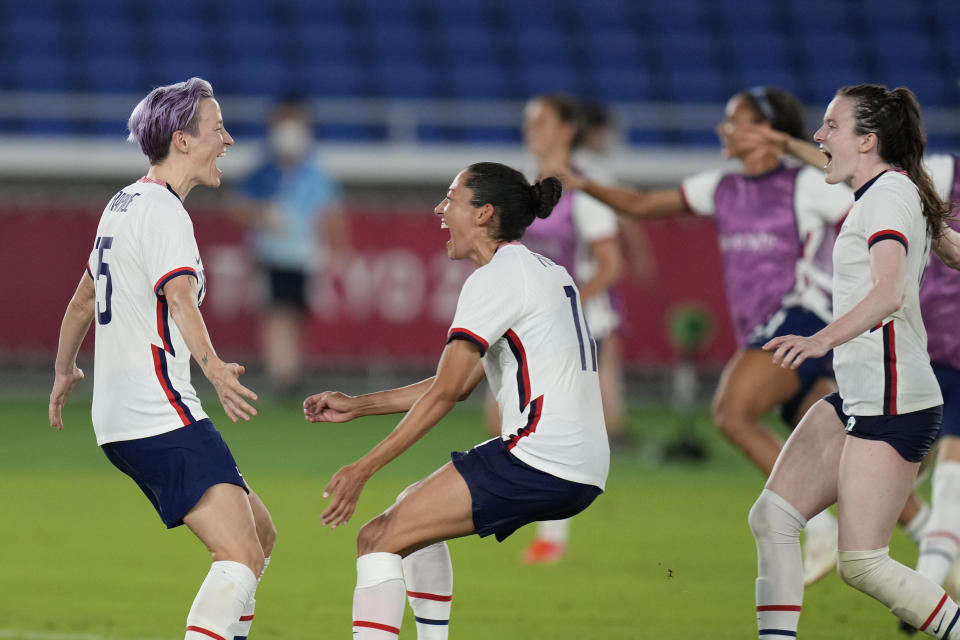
[763,334,830,370]
[49,366,84,431]
[320,462,369,528]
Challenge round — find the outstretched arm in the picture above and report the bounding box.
[319,339,483,527]
[163,275,258,423]
[49,273,96,430]
[304,358,485,422]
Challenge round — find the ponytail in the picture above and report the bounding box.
[838,84,951,238]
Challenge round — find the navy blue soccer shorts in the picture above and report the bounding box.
[451,437,602,542]
[747,306,834,425]
[101,418,248,528]
[934,362,960,439]
[824,392,942,463]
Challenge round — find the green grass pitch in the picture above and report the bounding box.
[0,395,922,639]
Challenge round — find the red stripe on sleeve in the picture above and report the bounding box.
[868,229,908,248]
[154,266,198,296]
[757,605,802,612]
[447,327,489,351]
[889,322,898,415]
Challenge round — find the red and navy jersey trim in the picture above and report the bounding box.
[185,627,226,640]
[151,345,195,426]
[85,261,93,279]
[868,229,908,252]
[504,329,531,411]
[507,395,543,450]
[882,322,898,415]
[447,327,488,356]
[154,267,197,297]
[156,298,175,356]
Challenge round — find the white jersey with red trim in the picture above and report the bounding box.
[832,171,941,416]
[87,178,208,445]
[447,243,609,489]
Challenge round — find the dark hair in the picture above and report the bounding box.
[737,86,807,140]
[465,162,563,241]
[837,84,951,238]
[127,77,214,165]
[532,92,586,150]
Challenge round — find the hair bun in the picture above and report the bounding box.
[531,177,563,219]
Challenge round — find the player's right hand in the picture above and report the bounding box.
[209,361,258,423]
[304,391,358,423]
[49,366,84,431]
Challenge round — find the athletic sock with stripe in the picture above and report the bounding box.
[185,560,258,640]
[403,543,453,640]
[353,552,406,639]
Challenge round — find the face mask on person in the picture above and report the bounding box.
[268,120,312,161]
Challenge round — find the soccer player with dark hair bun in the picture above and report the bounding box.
[304,162,609,640]
[48,78,275,640]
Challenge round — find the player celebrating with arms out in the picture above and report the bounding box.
[304,162,609,639]
[48,78,275,640]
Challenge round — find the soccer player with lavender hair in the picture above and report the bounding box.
[49,77,275,640]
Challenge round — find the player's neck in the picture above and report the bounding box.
[537,148,571,176]
[740,148,780,177]
[146,165,194,202]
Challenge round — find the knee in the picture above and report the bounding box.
[837,548,888,594]
[749,490,804,542]
[357,515,389,556]
[214,545,264,577]
[711,399,746,438]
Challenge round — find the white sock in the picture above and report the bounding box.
[919,463,960,586]
[537,518,571,545]
[907,502,934,545]
[748,489,805,638]
[804,509,836,538]
[353,552,405,639]
[403,543,453,640]
[231,556,269,640]
[838,547,960,638]
[185,561,258,640]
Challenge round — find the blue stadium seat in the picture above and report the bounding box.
[578,26,643,69]
[221,21,281,60]
[782,1,850,30]
[807,66,881,105]
[302,60,369,98]
[569,0,633,29]
[375,61,438,99]
[13,53,68,91]
[427,0,490,25]
[656,32,716,71]
[76,18,138,56]
[438,25,503,66]
[444,61,509,99]
[6,18,64,56]
[220,58,292,97]
[519,62,580,97]
[645,0,708,32]
[80,55,144,92]
[860,0,922,29]
[2,0,61,19]
[509,26,571,65]
[588,67,654,102]
[716,0,777,31]
[291,22,358,65]
[367,24,429,65]
[797,32,863,75]
[148,19,210,58]
[665,66,732,102]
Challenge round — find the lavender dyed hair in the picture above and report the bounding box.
[127,77,214,165]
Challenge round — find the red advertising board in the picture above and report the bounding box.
[0,205,735,368]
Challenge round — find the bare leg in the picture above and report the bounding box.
[598,333,626,440]
[261,306,303,390]
[712,348,804,476]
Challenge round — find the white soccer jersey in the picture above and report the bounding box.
[447,243,609,489]
[87,178,208,445]
[832,171,942,416]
